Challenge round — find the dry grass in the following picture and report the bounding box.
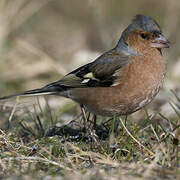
[0,97,179,179]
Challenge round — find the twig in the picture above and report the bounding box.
[8,97,19,123]
[2,156,71,170]
[150,124,160,142]
[119,117,155,156]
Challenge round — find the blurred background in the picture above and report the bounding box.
[0,0,179,122]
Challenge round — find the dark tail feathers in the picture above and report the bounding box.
[0,81,65,100]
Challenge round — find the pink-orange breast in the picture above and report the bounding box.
[69,47,165,116]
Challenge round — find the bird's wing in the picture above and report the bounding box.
[58,48,132,88]
[0,48,135,100]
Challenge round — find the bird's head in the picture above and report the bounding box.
[119,15,170,53]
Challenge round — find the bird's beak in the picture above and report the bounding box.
[151,34,170,48]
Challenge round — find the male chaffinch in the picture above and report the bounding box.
[0,14,169,117]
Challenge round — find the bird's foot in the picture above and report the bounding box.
[88,128,100,147]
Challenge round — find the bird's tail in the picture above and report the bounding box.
[0,81,65,100]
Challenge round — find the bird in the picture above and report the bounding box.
[0,14,169,119]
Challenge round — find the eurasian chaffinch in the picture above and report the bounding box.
[0,14,169,117]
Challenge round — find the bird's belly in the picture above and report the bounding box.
[68,82,162,116]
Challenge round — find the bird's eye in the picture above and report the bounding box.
[140,33,148,39]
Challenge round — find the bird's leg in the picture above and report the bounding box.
[114,116,120,137]
[80,105,89,132]
[80,105,99,145]
[91,114,99,144]
[93,114,97,130]
[124,115,128,127]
